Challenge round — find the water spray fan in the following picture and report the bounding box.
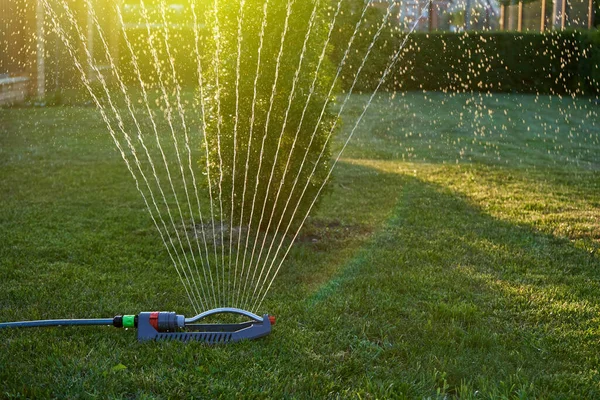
[0,307,274,343]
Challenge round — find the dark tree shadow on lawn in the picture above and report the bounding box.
[287,160,600,398]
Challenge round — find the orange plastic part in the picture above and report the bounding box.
[149,312,159,330]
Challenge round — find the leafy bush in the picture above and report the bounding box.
[200,0,337,232]
[335,30,593,95]
[578,30,600,93]
[328,0,399,93]
[399,31,583,94]
[116,11,598,97]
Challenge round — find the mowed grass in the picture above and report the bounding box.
[0,92,599,398]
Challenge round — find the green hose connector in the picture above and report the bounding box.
[123,315,135,328]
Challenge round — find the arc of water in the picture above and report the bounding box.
[157,0,216,309]
[45,0,425,313]
[233,0,271,308]
[58,0,206,311]
[43,0,202,313]
[228,0,247,306]
[137,0,208,307]
[254,5,430,312]
[243,0,345,310]
[240,0,321,310]
[248,0,397,311]
[190,0,221,309]
[239,0,296,309]
[251,0,396,311]
[79,0,209,309]
[243,0,375,310]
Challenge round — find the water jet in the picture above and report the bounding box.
[1,0,428,342]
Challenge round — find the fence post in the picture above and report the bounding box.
[518,0,523,31]
[541,0,546,31]
[500,3,505,30]
[588,0,594,28]
[561,0,567,29]
[465,0,472,30]
[428,0,434,31]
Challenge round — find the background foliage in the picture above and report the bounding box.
[199,0,337,231]
[338,29,600,95]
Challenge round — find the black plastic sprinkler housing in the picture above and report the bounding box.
[0,307,275,343]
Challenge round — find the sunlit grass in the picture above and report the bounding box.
[0,92,599,398]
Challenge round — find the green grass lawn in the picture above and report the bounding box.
[1,92,599,398]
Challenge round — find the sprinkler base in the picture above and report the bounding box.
[137,308,273,343]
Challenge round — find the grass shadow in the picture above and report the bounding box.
[298,160,600,398]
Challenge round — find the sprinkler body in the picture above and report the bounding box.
[0,308,273,343]
[136,308,273,343]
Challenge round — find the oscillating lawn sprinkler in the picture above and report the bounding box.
[0,307,275,343]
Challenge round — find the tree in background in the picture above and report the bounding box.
[200,0,337,232]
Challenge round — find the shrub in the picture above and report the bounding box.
[334,30,592,95]
[200,0,337,232]
[328,0,399,93]
[578,30,600,93]
[398,31,583,94]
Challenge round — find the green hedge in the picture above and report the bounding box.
[339,30,600,95]
[578,30,600,93]
[114,28,600,96]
